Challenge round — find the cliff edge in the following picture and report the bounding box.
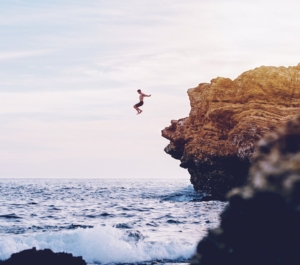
[162,64,300,199]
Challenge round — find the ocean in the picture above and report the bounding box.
[0,178,226,264]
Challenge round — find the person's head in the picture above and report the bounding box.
[137,89,141,94]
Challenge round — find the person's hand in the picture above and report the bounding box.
[149,94,151,97]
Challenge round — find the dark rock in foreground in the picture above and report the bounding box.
[0,248,86,265]
[191,117,300,265]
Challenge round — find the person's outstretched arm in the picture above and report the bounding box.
[142,93,151,97]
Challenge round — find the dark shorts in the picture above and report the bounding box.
[135,101,144,107]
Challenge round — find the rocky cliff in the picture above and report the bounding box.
[162,64,300,199]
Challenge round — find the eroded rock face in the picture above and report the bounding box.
[190,117,300,265]
[162,64,300,199]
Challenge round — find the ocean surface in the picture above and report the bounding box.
[0,178,226,264]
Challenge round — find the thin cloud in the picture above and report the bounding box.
[0,49,56,61]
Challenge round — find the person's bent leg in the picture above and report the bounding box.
[134,105,140,114]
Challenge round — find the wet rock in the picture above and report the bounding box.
[191,117,300,265]
[162,64,300,199]
[114,223,133,229]
[0,247,86,265]
[123,230,145,243]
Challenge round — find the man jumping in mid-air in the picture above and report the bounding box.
[133,89,151,115]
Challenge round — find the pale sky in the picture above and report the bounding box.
[0,0,300,178]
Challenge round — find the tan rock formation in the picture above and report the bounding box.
[162,64,300,199]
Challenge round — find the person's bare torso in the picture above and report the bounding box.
[139,93,146,101]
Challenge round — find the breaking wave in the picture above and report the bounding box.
[0,225,195,264]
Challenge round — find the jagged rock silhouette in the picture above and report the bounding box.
[191,117,300,265]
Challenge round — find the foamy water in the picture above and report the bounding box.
[0,179,226,264]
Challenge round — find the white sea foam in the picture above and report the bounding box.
[0,226,196,264]
[0,179,226,264]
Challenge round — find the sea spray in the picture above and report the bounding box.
[0,226,196,264]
